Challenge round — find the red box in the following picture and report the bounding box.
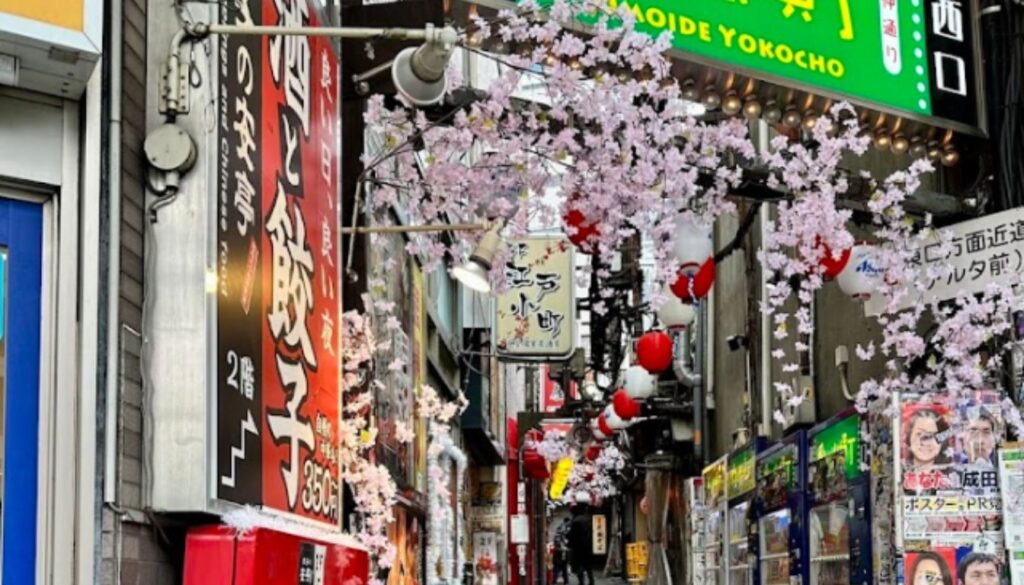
[184,525,369,585]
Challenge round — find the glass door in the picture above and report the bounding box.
[759,509,791,585]
[0,197,44,584]
[809,502,850,585]
[728,501,752,585]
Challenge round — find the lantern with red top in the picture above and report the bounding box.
[670,258,716,303]
[835,244,882,301]
[813,236,853,280]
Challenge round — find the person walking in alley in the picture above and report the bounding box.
[568,506,594,585]
[552,518,571,585]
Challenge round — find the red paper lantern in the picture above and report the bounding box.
[670,258,715,302]
[563,209,599,252]
[816,238,852,280]
[597,414,614,437]
[585,445,602,461]
[612,389,642,419]
[636,331,673,374]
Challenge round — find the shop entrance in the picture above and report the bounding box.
[0,195,43,584]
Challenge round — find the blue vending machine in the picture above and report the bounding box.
[806,408,872,585]
[725,437,768,585]
[755,431,810,585]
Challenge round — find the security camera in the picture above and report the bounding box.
[726,335,748,352]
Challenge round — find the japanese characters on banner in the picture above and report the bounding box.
[899,391,1006,583]
[216,0,340,527]
[495,237,575,360]
[867,208,1024,316]
[592,515,607,555]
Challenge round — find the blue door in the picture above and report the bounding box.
[0,197,43,584]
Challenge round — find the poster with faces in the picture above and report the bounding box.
[899,391,1007,584]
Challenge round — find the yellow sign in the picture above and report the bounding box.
[626,542,649,580]
[549,458,574,500]
[495,237,575,359]
[702,457,727,507]
[727,447,757,497]
[1,0,84,31]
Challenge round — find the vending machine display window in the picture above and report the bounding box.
[727,438,768,585]
[703,456,729,585]
[756,432,809,585]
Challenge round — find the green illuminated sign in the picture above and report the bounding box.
[811,414,861,479]
[603,0,980,128]
[728,446,757,497]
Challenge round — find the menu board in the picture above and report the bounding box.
[899,391,1006,583]
[704,457,728,509]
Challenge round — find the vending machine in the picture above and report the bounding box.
[683,477,707,585]
[756,431,809,585]
[703,456,729,585]
[726,438,768,585]
[806,408,871,585]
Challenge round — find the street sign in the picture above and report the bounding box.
[865,207,1024,315]
[606,0,981,130]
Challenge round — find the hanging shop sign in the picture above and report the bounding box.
[727,446,757,498]
[898,391,1006,568]
[215,0,341,528]
[495,236,576,360]
[550,457,574,500]
[593,515,608,555]
[999,444,1024,550]
[605,0,981,130]
[866,207,1024,316]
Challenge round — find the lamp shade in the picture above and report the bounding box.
[612,389,642,419]
[563,208,600,253]
[836,244,882,300]
[391,46,448,106]
[657,294,696,330]
[636,331,673,374]
[604,404,631,430]
[670,217,714,275]
[623,365,657,399]
[670,258,715,302]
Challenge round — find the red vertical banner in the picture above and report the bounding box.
[258,0,340,525]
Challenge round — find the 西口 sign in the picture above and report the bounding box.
[866,207,1024,315]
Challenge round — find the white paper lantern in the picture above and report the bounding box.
[671,217,714,276]
[657,292,696,330]
[581,381,602,401]
[574,491,592,504]
[836,244,882,301]
[624,365,657,399]
[604,404,632,430]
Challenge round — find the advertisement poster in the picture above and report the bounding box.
[999,444,1024,549]
[370,233,416,488]
[899,391,1005,576]
[473,532,500,585]
[216,0,340,526]
[387,506,423,585]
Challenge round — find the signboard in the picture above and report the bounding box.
[550,457,574,500]
[541,365,578,412]
[215,0,341,527]
[510,514,530,544]
[593,515,608,555]
[1012,550,1024,585]
[867,207,1024,316]
[495,237,575,360]
[606,0,981,130]
[999,444,1024,550]
[898,391,1006,576]
[473,532,500,585]
[387,506,423,585]
[727,446,757,498]
[703,457,728,508]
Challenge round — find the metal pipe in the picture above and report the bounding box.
[103,0,123,506]
[695,306,705,464]
[165,28,189,116]
[191,22,451,41]
[673,328,701,389]
[757,122,774,438]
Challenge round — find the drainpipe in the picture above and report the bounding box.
[673,327,703,463]
[757,121,774,438]
[103,0,123,507]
